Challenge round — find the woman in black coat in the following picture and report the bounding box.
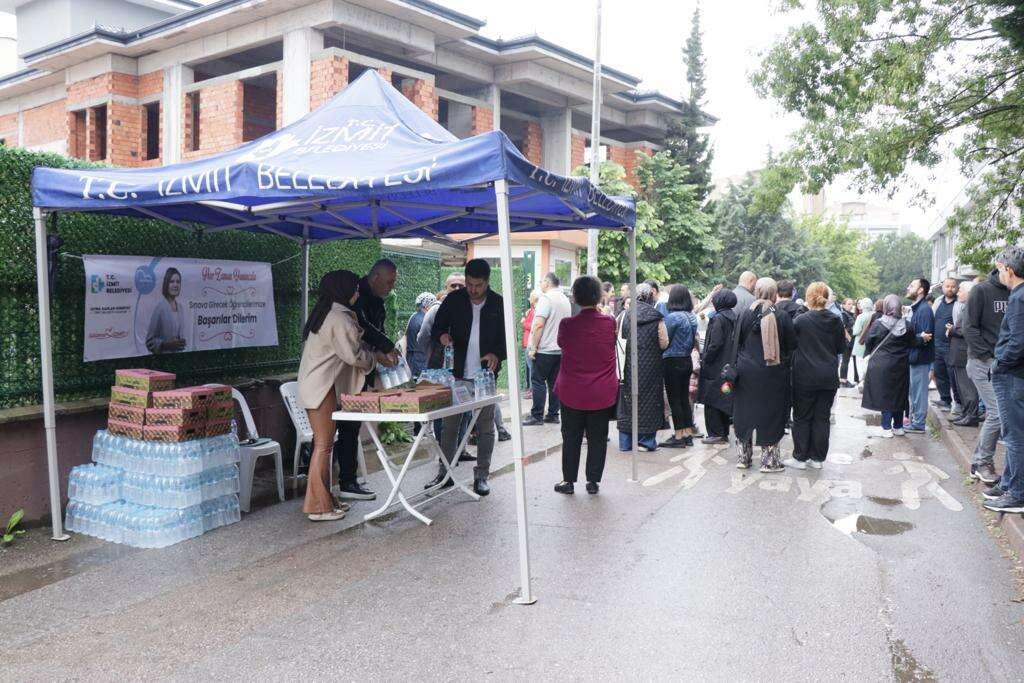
[697,289,738,444]
[732,277,797,471]
[786,282,847,469]
[861,294,916,437]
[617,284,669,451]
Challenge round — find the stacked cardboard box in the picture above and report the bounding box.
[107,371,235,441]
[339,383,452,415]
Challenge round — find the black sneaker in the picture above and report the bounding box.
[473,478,490,496]
[497,427,512,442]
[658,436,690,448]
[904,426,927,434]
[544,415,560,424]
[983,494,1024,513]
[458,451,477,462]
[982,484,1004,500]
[972,463,999,485]
[702,436,728,445]
[932,399,951,409]
[554,481,574,494]
[468,434,478,446]
[336,481,376,500]
[425,472,454,490]
[521,416,544,427]
[586,481,599,494]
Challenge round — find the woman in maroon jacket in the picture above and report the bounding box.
[553,275,619,494]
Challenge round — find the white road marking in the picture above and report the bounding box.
[642,466,684,487]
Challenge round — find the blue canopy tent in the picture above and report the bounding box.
[30,70,640,603]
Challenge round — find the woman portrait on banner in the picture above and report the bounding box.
[146,267,188,354]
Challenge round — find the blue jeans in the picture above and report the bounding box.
[993,372,1024,499]
[881,410,904,430]
[618,430,657,451]
[908,363,930,429]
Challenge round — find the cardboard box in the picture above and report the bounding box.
[108,418,145,440]
[111,386,151,408]
[145,407,205,426]
[108,402,146,425]
[144,424,203,442]
[206,401,234,420]
[115,368,176,392]
[380,387,452,414]
[152,386,214,409]
[201,383,232,403]
[338,389,402,413]
[205,419,232,437]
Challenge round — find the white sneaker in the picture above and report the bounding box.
[783,458,807,470]
[893,428,906,436]
[308,510,346,522]
[807,460,823,470]
[881,429,894,439]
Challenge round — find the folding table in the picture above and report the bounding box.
[332,394,504,525]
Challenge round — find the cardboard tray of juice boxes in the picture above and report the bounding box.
[339,382,452,415]
[107,369,234,441]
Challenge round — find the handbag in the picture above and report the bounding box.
[719,313,744,385]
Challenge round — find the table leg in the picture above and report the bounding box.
[363,422,433,524]
[432,408,483,500]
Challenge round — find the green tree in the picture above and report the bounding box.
[868,232,932,300]
[796,213,878,298]
[753,1,1024,269]
[664,5,714,201]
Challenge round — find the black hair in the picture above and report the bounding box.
[667,284,693,312]
[915,277,930,295]
[572,275,602,307]
[602,281,613,293]
[303,270,360,340]
[643,278,660,292]
[997,246,1024,277]
[465,258,490,281]
[161,267,182,299]
[544,272,560,287]
[777,279,795,298]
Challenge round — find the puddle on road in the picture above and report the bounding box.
[867,495,901,507]
[861,446,874,458]
[0,542,140,603]
[821,498,915,536]
[891,637,936,681]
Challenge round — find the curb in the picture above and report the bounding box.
[929,406,1024,560]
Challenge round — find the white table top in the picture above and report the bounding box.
[331,394,504,423]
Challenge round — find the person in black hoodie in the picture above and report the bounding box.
[775,279,806,320]
[963,268,1010,484]
[697,289,738,444]
[332,259,399,501]
[785,283,847,469]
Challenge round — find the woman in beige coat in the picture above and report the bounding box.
[297,270,375,521]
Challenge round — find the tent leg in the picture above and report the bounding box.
[494,179,536,606]
[628,227,639,483]
[34,208,69,541]
[300,238,310,332]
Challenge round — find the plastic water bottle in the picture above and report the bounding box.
[444,344,454,371]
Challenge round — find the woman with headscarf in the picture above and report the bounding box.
[731,277,798,471]
[861,294,917,437]
[851,297,874,375]
[617,283,669,452]
[946,281,979,426]
[697,288,738,444]
[297,270,376,521]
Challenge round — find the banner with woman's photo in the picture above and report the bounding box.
[82,255,278,361]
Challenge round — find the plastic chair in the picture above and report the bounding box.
[278,381,367,491]
[232,388,285,513]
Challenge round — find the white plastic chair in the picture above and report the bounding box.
[278,381,367,491]
[232,388,285,513]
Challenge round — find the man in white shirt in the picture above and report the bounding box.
[523,272,572,426]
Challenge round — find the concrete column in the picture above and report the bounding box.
[540,107,572,174]
[282,28,324,126]
[162,64,193,164]
[488,83,500,131]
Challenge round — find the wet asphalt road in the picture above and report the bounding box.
[2,389,1023,681]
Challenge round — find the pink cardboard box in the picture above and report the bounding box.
[206,401,234,421]
[115,368,176,392]
[144,424,204,442]
[108,402,146,425]
[152,386,214,410]
[108,418,145,440]
[201,384,232,403]
[205,419,232,437]
[145,407,205,426]
[111,386,151,408]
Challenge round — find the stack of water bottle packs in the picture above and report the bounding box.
[65,369,241,548]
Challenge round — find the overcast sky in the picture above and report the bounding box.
[444,0,966,238]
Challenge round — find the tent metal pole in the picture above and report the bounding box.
[628,226,639,483]
[586,0,603,276]
[34,208,69,541]
[494,178,535,606]
[301,232,310,332]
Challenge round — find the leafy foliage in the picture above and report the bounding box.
[796,213,879,299]
[3,508,26,545]
[868,232,932,300]
[753,0,1024,268]
[378,421,413,445]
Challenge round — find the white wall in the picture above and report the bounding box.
[0,12,17,75]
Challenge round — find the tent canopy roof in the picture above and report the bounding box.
[31,70,634,244]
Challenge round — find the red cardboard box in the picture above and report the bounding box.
[206,401,234,420]
[145,407,205,426]
[201,383,232,403]
[380,388,452,414]
[205,419,232,437]
[108,402,146,425]
[111,386,151,408]
[115,368,176,392]
[152,386,214,410]
[338,389,402,413]
[144,424,203,442]
[108,418,145,440]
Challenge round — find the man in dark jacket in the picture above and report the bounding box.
[983,247,1024,512]
[931,278,960,412]
[964,268,1010,484]
[775,280,807,320]
[332,259,399,501]
[905,277,935,433]
[427,258,506,496]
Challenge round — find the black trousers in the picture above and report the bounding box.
[951,365,979,418]
[704,405,731,439]
[792,387,837,462]
[530,352,562,420]
[933,349,961,407]
[332,420,361,485]
[663,356,694,431]
[840,345,859,383]
[560,404,611,483]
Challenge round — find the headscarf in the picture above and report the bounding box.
[635,283,656,304]
[858,298,872,314]
[753,277,781,366]
[303,269,360,340]
[712,288,737,312]
[415,291,437,310]
[878,294,907,336]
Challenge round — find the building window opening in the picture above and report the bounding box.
[187,92,200,151]
[89,105,107,161]
[144,102,160,160]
